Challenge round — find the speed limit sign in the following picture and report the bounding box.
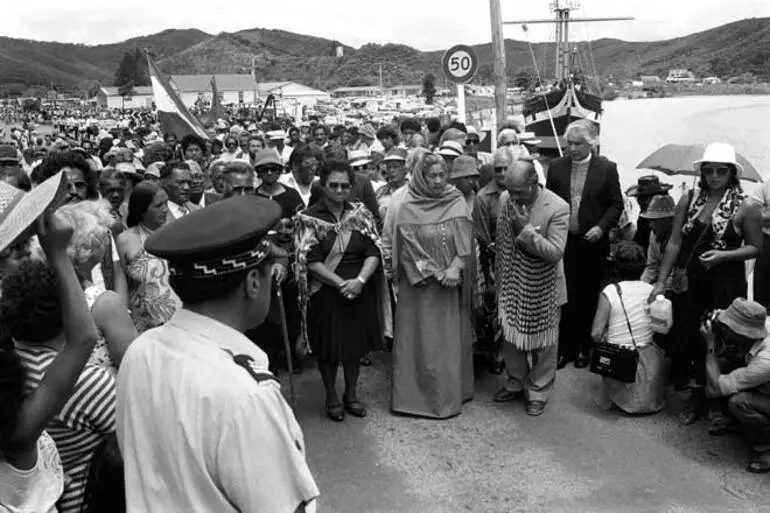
[441,44,479,84]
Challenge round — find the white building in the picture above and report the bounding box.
[96,86,154,110]
[170,74,260,107]
[256,81,331,119]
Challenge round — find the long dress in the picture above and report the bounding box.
[669,219,746,385]
[305,203,383,362]
[391,221,475,419]
[125,228,181,332]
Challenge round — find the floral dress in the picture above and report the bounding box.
[125,227,181,332]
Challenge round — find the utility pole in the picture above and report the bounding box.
[379,64,384,91]
[489,0,507,142]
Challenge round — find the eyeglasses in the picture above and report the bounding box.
[466,138,480,145]
[701,165,731,177]
[327,182,352,190]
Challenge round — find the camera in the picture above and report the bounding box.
[701,309,722,330]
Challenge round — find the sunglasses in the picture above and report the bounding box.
[701,165,731,177]
[466,138,480,145]
[257,166,282,174]
[327,182,352,190]
[494,166,507,173]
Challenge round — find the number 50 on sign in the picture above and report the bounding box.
[442,44,479,84]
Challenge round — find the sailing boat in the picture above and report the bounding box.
[507,1,632,157]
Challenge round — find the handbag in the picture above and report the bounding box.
[670,192,708,295]
[590,283,639,384]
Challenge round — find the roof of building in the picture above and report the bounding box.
[170,74,257,92]
[100,86,154,97]
[256,81,329,97]
[332,86,384,93]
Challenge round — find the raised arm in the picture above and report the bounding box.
[8,213,99,450]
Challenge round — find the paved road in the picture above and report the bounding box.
[281,353,770,513]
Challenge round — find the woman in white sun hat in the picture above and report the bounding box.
[650,142,762,425]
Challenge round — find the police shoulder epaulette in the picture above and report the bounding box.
[231,353,278,385]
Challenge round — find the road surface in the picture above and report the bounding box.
[282,353,770,513]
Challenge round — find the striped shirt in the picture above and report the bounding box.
[15,342,117,513]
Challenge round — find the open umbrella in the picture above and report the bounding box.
[636,143,762,183]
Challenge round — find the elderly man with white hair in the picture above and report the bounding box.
[546,119,623,369]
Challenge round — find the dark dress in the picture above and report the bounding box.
[256,186,304,219]
[306,200,383,363]
[669,219,746,385]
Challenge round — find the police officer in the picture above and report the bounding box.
[116,196,319,512]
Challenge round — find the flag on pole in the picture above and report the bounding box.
[146,53,208,139]
[210,75,222,120]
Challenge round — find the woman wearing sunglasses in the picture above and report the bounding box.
[294,160,389,422]
[650,143,762,425]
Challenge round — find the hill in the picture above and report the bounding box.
[0,18,768,96]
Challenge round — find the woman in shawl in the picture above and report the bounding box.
[651,143,761,424]
[384,151,475,419]
[294,160,390,422]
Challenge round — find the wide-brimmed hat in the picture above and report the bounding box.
[252,149,283,169]
[627,175,673,197]
[360,125,376,140]
[0,144,19,164]
[693,142,744,176]
[266,130,286,141]
[144,162,165,178]
[640,194,676,219]
[115,162,140,177]
[717,298,768,340]
[382,148,408,163]
[437,140,464,158]
[450,156,480,180]
[517,132,542,146]
[0,171,66,254]
[465,126,487,144]
[348,150,372,168]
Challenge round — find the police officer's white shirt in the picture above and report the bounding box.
[116,308,319,513]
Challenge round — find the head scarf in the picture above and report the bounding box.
[399,151,465,225]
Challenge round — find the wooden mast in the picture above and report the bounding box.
[489,0,507,135]
[505,0,634,82]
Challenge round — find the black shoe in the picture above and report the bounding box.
[493,388,523,403]
[526,400,546,416]
[360,356,373,367]
[574,355,590,369]
[557,356,573,370]
[325,404,345,422]
[490,360,504,375]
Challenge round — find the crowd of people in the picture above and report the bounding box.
[1,107,770,512]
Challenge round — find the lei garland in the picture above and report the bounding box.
[293,202,385,353]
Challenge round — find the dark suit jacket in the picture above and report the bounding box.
[545,154,623,244]
[204,191,223,206]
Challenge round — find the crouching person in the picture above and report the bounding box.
[703,298,770,473]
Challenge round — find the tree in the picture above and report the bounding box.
[422,73,437,104]
[709,56,731,78]
[513,68,536,90]
[114,48,150,87]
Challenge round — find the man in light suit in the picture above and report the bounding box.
[493,160,569,416]
[546,120,623,369]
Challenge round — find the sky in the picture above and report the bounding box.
[5,0,769,51]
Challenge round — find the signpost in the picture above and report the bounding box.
[442,44,479,124]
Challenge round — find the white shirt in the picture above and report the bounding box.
[0,432,63,513]
[117,309,319,513]
[166,201,192,220]
[603,281,654,348]
[278,173,319,207]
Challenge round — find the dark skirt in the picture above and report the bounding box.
[308,277,382,363]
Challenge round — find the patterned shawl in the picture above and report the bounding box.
[681,183,745,249]
[293,202,392,354]
[495,193,560,351]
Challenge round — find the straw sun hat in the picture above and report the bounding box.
[0,171,66,254]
